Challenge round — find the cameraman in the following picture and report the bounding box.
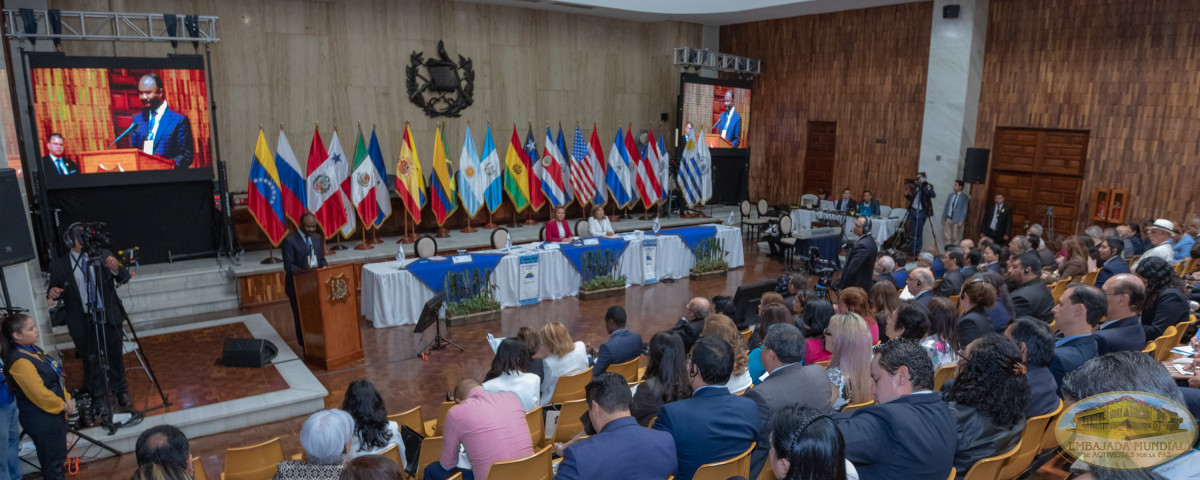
[903,172,936,254]
[46,223,132,420]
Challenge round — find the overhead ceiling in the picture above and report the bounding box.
[457,0,925,26]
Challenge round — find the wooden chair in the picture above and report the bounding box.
[1040,405,1067,453]
[1051,280,1069,302]
[426,401,456,436]
[1154,326,1178,361]
[692,442,756,480]
[740,328,753,344]
[949,295,959,308]
[608,357,640,383]
[815,360,830,368]
[1129,254,1141,265]
[554,399,589,443]
[414,436,444,480]
[379,443,405,471]
[193,457,210,480]
[526,406,545,448]
[1167,323,1188,349]
[962,440,1021,480]
[488,444,553,480]
[549,367,594,404]
[947,467,956,480]
[1082,271,1098,285]
[934,365,956,390]
[841,400,874,412]
[222,436,284,480]
[389,405,427,437]
[1142,341,1157,355]
[1175,259,1189,274]
[757,459,774,480]
[998,400,1063,479]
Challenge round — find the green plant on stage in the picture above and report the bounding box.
[580,273,628,292]
[691,237,728,274]
[446,284,500,317]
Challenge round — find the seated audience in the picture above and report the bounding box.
[833,339,956,480]
[836,286,880,344]
[743,323,834,479]
[749,304,795,385]
[1008,235,1030,257]
[1094,236,1130,288]
[1117,224,1142,258]
[341,380,404,463]
[1173,223,1194,262]
[587,207,615,237]
[860,189,880,216]
[1134,219,1175,269]
[516,326,545,383]
[1031,235,1057,273]
[1049,284,1104,386]
[540,322,589,404]
[339,455,400,480]
[799,300,835,365]
[906,268,935,307]
[274,409,353,480]
[481,338,541,411]
[935,247,966,297]
[787,288,816,324]
[869,281,901,342]
[873,255,896,285]
[545,206,573,242]
[590,306,642,377]
[1045,236,1088,283]
[630,332,692,427]
[1007,253,1054,323]
[556,373,677,480]
[426,379,532,480]
[960,248,981,279]
[956,279,997,348]
[713,295,737,318]
[130,463,190,480]
[135,424,192,476]
[1136,257,1189,340]
[653,337,759,480]
[980,243,1007,275]
[921,297,961,368]
[701,314,753,394]
[825,313,875,412]
[885,301,930,342]
[672,297,711,352]
[751,292,787,349]
[1095,274,1148,354]
[768,405,856,480]
[979,271,1017,333]
[892,251,910,287]
[944,334,1028,479]
[1003,317,1059,417]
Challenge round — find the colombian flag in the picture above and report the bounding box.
[248,128,288,246]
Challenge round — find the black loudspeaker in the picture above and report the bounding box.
[943,5,960,18]
[221,338,278,367]
[0,169,35,267]
[963,148,990,184]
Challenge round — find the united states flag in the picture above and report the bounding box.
[569,126,598,206]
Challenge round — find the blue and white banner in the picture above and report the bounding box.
[642,238,657,285]
[518,254,540,306]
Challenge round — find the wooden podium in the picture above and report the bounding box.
[77,149,175,173]
[293,263,364,369]
[705,133,732,149]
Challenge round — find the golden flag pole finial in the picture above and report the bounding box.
[279,122,283,131]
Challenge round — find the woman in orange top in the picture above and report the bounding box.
[3,313,75,480]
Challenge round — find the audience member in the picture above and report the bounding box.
[481,338,541,411]
[788,288,817,324]
[701,315,753,394]
[835,286,880,343]
[873,255,895,285]
[539,322,589,404]
[859,189,880,217]
[868,281,900,341]
[1031,235,1056,272]
[751,292,787,348]
[833,339,956,480]
[799,300,835,365]
[935,247,966,297]
[515,326,545,383]
[942,180,969,247]
[129,463,191,480]
[906,268,935,307]
[275,409,353,480]
[135,424,191,475]
[886,301,930,342]
[1136,256,1189,340]
[1083,226,1103,247]
[1008,235,1030,257]
[1003,317,1060,417]
[892,251,910,287]
[768,405,855,480]
[839,217,878,290]
[653,337,759,480]
[1134,219,1175,269]
[1049,284,1104,386]
[961,248,981,279]
[341,380,404,463]
[630,332,692,427]
[744,323,834,479]
[825,313,874,412]
[1095,274,1148,354]
[783,276,807,310]
[836,188,857,212]
[426,379,532,480]
[1049,236,1088,281]
[590,306,642,377]
[2,313,74,480]
[748,304,794,385]
[1008,252,1054,323]
[556,373,677,480]
[713,295,737,318]
[944,334,1028,479]
[961,238,976,251]
[980,194,1012,242]
[672,297,711,352]
[922,297,961,368]
[930,250,946,279]
[1095,236,1130,288]
[339,455,401,480]
[1117,224,1142,258]
[981,243,1007,275]
[1173,224,1194,262]
[979,271,1017,333]
[956,279,997,348]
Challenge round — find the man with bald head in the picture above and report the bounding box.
[712,90,741,147]
[128,72,194,168]
[425,378,532,480]
[906,268,935,307]
[1095,274,1148,354]
[672,297,712,351]
[135,424,191,476]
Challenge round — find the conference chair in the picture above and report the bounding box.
[1082,271,1098,286]
[574,219,588,237]
[415,235,438,258]
[538,225,547,242]
[962,440,1021,480]
[646,416,657,428]
[775,215,798,270]
[949,295,959,308]
[1040,404,1068,453]
[1154,326,1178,361]
[757,460,774,480]
[740,328,753,344]
[549,367,594,404]
[414,436,444,480]
[997,399,1063,479]
[379,443,405,471]
[526,406,545,448]
[815,360,830,368]
[947,468,956,480]
[554,399,588,443]
[490,228,510,249]
[934,365,956,390]
[879,205,893,217]
[1175,259,1189,275]
[488,444,553,480]
[193,457,210,480]
[739,200,757,237]
[608,357,640,383]
[888,209,906,220]
[1051,280,1069,303]
[1142,341,1157,355]
[427,401,456,436]
[389,405,428,437]
[800,194,818,208]
[692,442,756,480]
[222,436,284,480]
[841,400,874,412]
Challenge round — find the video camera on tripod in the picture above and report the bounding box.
[806,246,837,296]
[67,222,139,268]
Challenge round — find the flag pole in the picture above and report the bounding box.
[355,223,374,250]
[484,209,497,230]
[523,119,537,226]
[397,210,407,244]
[461,211,477,233]
[371,226,382,244]
[371,122,384,244]
[402,210,418,244]
[260,245,281,264]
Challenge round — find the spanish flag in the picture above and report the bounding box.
[395,123,426,223]
[503,125,531,212]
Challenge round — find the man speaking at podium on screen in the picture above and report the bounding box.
[712,90,741,148]
[129,73,194,169]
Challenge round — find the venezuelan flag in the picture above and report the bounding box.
[248,128,288,246]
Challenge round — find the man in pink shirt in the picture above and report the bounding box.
[424,379,534,480]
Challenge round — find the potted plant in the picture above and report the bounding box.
[445,268,501,326]
[689,237,728,280]
[578,249,628,300]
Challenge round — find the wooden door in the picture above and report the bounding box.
[987,128,1087,240]
[804,121,836,196]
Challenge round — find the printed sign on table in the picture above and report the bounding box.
[518,254,540,306]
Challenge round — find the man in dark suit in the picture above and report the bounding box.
[1096,274,1148,354]
[1004,317,1060,417]
[959,248,980,279]
[833,339,956,480]
[128,73,194,169]
[670,297,710,352]
[590,306,643,377]
[283,212,327,350]
[904,173,935,255]
[836,188,857,213]
[1049,284,1104,386]
[556,373,677,480]
[41,133,79,176]
[46,223,132,415]
[934,247,966,297]
[906,268,935,307]
[858,189,881,217]
[712,91,741,148]
[1007,253,1054,323]
[653,337,758,480]
[839,217,878,290]
[1095,236,1130,289]
[744,324,833,479]
[980,193,1013,242]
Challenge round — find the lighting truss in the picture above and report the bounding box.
[673,47,760,78]
[2,9,219,43]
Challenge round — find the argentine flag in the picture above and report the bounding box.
[457,125,486,217]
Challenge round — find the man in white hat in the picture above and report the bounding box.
[1133,219,1176,269]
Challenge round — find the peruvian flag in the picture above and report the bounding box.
[305,127,347,239]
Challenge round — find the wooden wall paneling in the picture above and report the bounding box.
[803,121,836,197]
[238,271,288,307]
[984,128,1088,240]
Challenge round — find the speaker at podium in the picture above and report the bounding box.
[292,263,364,369]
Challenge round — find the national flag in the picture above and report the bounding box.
[678,135,712,206]
[503,126,531,212]
[568,125,596,208]
[650,131,670,198]
[367,128,393,227]
[328,131,356,238]
[697,129,713,203]
[605,127,635,208]
[635,129,665,208]
[555,126,573,204]
[350,127,381,227]
[430,125,459,226]
[395,124,426,223]
[536,126,568,207]
[481,125,504,213]
[524,125,544,211]
[457,125,486,217]
[587,125,607,205]
[305,128,347,239]
[248,128,287,246]
[273,129,307,225]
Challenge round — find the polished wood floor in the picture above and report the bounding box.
[68,240,1070,480]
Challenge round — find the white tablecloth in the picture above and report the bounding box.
[789,209,900,244]
[361,225,745,327]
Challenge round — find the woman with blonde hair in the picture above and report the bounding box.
[868,281,900,342]
[539,322,589,404]
[835,286,879,344]
[700,314,752,394]
[825,313,873,411]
